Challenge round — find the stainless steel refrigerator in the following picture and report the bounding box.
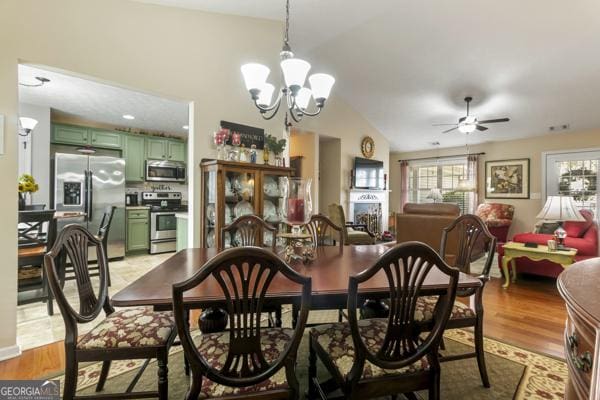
[54,152,126,260]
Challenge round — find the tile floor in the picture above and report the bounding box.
[17,252,172,351]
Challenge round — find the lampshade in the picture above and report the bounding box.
[456,177,475,192]
[536,196,585,221]
[280,58,311,90]
[309,73,335,102]
[257,83,275,107]
[241,63,270,92]
[295,87,312,109]
[19,117,38,132]
[426,187,443,202]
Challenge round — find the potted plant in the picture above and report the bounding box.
[264,134,287,166]
[18,174,39,210]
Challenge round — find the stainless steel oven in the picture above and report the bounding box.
[145,160,186,182]
[142,192,186,254]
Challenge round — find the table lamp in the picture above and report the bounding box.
[535,196,584,250]
[426,188,443,203]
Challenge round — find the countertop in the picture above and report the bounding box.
[175,212,188,219]
[126,206,150,210]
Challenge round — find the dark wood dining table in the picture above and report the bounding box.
[112,245,482,323]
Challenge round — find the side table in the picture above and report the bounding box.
[501,242,577,288]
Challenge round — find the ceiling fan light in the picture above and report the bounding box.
[464,115,477,124]
[281,58,311,93]
[241,63,270,93]
[309,73,335,104]
[295,87,312,110]
[458,123,476,134]
[19,117,38,132]
[257,83,275,107]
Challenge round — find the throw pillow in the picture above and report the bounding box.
[537,222,560,234]
[564,209,593,238]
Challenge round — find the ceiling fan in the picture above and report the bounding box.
[433,96,510,134]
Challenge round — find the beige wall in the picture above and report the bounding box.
[390,129,600,236]
[0,0,389,355]
[318,138,342,213]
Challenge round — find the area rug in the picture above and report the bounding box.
[55,315,566,399]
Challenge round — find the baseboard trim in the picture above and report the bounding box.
[0,344,21,361]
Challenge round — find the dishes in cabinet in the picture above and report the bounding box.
[206,229,215,248]
[225,177,234,197]
[263,200,279,223]
[206,203,216,225]
[234,200,254,218]
[263,176,280,197]
[225,204,233,224]
[223,231,232,248]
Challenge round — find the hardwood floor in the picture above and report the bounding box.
[0,273,566,379]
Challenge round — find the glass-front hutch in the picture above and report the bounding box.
[201,160,294,249]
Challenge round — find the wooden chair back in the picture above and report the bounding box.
[97,206,116,251]
[18,210,56,249]
[44,225,113,327]
[327,204,348,244]
[304,214,344,249]
[221,214,277,251]
[173,247,311,389]
[346,241,458,382]
[441,214,496,279]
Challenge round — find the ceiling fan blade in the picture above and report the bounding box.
[476,125,488,131]
[478,118,510,124]
[432,123,458,126]
[442,127,458,134]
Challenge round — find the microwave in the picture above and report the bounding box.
[145,160,186,182]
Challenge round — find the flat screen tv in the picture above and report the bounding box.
[354,157,384,189]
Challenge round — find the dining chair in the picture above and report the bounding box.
[327,204,376,245]
[62,206,116,287]
[44,224,176,400]
[172,246,311,400]
[308,241,459,400]
[416,214,496,388]
[220,214,281,327]
[18,210,57,315]
[304,214,344,249]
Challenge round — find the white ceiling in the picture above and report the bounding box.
[131,0,600,151]
[18,65,189,136]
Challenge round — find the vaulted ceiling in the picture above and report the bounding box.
[138,0,600,151]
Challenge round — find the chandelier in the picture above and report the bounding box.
[240,0,335,123]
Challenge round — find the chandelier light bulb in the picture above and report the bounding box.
[295,87,312,110]
[257,83,276,107]
[241,63,270,96]
[308,73,335,105]
[281,58,311,93]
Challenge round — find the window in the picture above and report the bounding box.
[545,151,599,218]
[408,159,471,213]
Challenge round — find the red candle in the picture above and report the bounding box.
[287,198,305,224]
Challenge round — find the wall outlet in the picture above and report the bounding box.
[531,192,541,200]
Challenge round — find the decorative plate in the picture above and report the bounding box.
[234,200,254,218]
[263,200,279,222]
[225,204,233,223]
[206,204,216,225]
[225,177,234,197]
[361,136,375,159]
[263,176,280,197]
[207,229,215,248]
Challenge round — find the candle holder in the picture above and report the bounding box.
[279,177,313,262]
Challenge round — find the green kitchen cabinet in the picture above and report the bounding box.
[51,124,90,146]
[124,135,146,182]
[146,138,167,160]
[168,140,186,162]
[90,129,122,149]
[176,214,188,251]
[126,209,149,252]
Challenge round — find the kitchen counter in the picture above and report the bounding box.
[175,212,188,219]
[126,206,150,210]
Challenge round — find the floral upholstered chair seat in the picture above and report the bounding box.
[415,296,476,322]
[77,307,175,350]
[310,318,429,380]
[195,328,293,398]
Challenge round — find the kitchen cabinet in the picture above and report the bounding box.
[124,135,146,182]
[200,160,294,249]
[90,129,122,149]
[126,209,149,252]
[168,140,186,162]
[176,214,188,251]
[52,124,90,146]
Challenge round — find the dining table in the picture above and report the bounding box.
[112,244,482,326]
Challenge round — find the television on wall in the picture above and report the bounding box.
[354,157,384,189]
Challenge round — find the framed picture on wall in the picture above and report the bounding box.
[485,158,530,199]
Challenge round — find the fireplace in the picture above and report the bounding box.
[348,189,389,237]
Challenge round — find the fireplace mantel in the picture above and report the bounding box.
[347,189,389,232]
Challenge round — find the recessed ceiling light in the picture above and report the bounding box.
[122,114,135,120]
[182,125,189,130]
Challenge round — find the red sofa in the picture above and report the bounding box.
[497,209,598,278]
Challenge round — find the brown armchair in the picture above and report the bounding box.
[328,204,376,245]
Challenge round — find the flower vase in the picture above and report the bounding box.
[18,193,25,210]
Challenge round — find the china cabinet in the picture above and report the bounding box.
[200,160,294,249]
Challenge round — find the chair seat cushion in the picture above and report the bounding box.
[77,308,174,350]
[415,296,476,322]
[347,231,375,245]
[310,319,429,381]
[196,328,292,398]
